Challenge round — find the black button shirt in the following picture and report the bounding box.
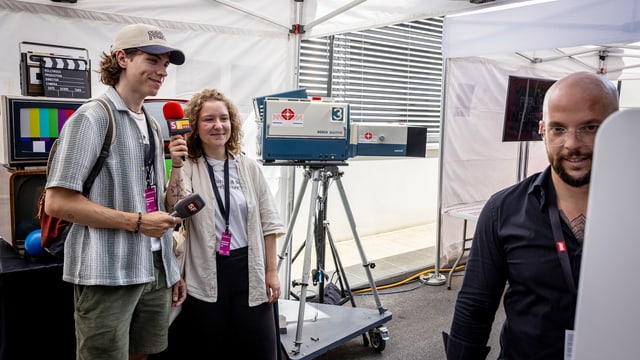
[447,166,582,360]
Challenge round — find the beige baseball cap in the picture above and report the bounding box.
[110,23,185,65]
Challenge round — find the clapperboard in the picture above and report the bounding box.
[19,41,91,98]
[41,56,91,98]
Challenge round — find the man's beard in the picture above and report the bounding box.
[551,150,591,187]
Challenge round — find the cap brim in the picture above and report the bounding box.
[138,45,185,65]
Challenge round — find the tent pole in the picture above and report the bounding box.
[280,0,305,299]
[420,57,448,286]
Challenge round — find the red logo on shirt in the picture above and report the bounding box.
[556,241,567,252]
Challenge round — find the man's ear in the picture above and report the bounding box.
[538,120,544,136]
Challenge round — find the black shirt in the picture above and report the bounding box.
[446,166,582,360]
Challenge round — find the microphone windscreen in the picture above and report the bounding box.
[163,101,191,135]
[170,193,206,218]
[163,101,184,120]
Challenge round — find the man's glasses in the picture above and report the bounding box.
[544,124,600,147]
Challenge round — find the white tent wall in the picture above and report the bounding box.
[0,2,292,116]
[1,0,464,257]
[438,0,640,266]
[284,157,439,245]
[0,3,298,232]
[439,56,570,265]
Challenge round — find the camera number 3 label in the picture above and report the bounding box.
[331,106,346,123]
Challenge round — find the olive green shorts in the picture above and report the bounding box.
[74,252,172,360]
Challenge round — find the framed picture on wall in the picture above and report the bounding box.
[502,75,556,142]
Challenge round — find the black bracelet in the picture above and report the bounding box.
[172,165,183,168]
[134,212,142,233]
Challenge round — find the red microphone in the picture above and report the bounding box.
[162,101,191,135]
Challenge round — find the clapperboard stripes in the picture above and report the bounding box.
[41,56,88,71]
[40,55,91,99]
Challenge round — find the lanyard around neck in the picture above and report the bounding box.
[206,156,230,232]
[144,113,156,186]
[547,187,577,295]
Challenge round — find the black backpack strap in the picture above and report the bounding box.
[81,98,115,196]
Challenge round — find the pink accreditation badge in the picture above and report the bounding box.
[145,186,158,212]
[219,231,232,256]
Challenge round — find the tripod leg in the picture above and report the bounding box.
[278,170,311,301]
[333,173,388,315]
[325,222,357,307]
[314,170,330,303]
[292,168,321,355]
[277,169,311,272]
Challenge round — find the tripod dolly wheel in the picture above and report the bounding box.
[368,326,389,352]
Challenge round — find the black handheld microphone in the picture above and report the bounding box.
[170,193,206,218]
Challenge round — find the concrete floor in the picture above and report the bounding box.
[283,222,438,293]
[276,222,505,360]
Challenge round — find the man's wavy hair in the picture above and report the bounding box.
[185,89,243,160]
[98,49,142,86]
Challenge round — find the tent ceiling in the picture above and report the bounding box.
[478,43,640,80]
[8,0,533,39]
[515,43,640,78]
[443,0,640,59]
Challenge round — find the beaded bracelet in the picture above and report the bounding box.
[134,212,142,233]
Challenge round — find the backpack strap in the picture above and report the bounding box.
[45,138,59,178]
[82,98,116,196]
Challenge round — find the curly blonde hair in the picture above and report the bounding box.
[184,89,243,160]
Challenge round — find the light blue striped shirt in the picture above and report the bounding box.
[46,87,180,287]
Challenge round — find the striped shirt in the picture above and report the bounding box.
[46,87,180,287]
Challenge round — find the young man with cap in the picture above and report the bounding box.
[45,23,187,360]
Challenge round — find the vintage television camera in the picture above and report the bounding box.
[253,89,427,163]
[254,89,351,163]
[349,122,427,158]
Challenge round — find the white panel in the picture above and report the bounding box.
[573,108,640,360]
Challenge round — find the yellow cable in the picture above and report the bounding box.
[351,265,466,294]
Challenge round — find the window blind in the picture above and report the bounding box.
[299,17,443,144]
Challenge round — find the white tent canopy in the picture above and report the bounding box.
[0,0,532,117]
[444,0,640,59]
[3,0,530,41]
[437,0,640,267]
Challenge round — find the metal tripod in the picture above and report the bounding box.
[277,164,388,356]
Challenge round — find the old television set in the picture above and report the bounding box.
[0,95,85,168]
[502,75,556,142]
[0,168,46,253]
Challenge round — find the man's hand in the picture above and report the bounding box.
[172,278,187,306]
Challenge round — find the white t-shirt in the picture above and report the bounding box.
[130,110,161,251]
[206,156,249,250]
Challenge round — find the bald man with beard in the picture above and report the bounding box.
[443,72,619,360]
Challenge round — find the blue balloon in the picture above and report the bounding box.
[24,229,46,257]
